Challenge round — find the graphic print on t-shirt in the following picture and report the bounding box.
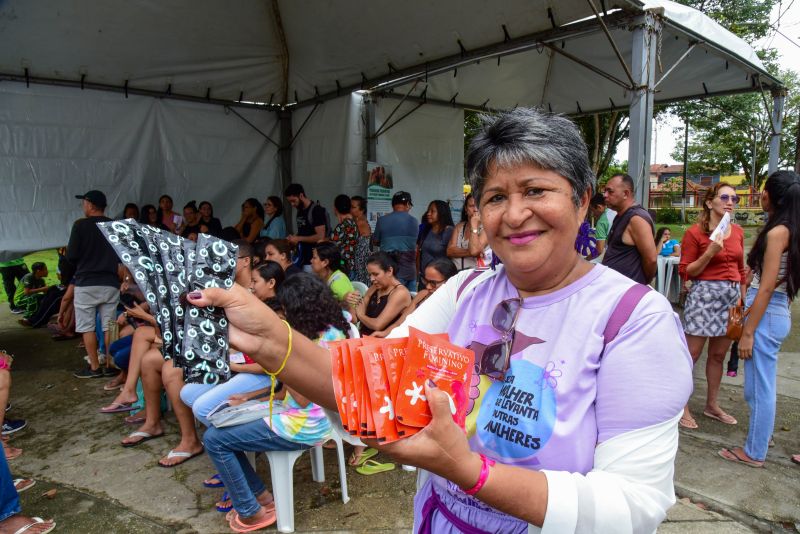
[465,328,557,466]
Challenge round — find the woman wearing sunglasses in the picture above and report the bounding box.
[678,183,746,430]
[186,108,692,533]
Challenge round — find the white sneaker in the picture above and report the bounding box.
[83,353,107,365]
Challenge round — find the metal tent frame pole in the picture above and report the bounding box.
[768,88,786,176]
[627,13,660,208]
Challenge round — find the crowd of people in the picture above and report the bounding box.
[1,107,799,533]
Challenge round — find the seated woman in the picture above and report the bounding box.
[264,239,302,277]
[179,262,285,427]
[655,227,681,257]
[310,242,355,305]
[199,201,223,237]
[375,257,458,337]
[260,196,287,239]
[121,203,139,221]
[235,198,265,244]
[202,273,349,531]
[353,252,411,337]
[139,204,165,230]
[187,108,693,533]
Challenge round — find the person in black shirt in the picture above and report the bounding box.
[198,201,223,237]
[67,190,121,379]
[178,201,204,241]
[284,183,328,269]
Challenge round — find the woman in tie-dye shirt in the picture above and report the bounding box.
[202,273,351,532]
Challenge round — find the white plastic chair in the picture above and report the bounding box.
[261,420,350,533]
[351,281,369,296]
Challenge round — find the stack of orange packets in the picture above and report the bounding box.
[328,327,475,443]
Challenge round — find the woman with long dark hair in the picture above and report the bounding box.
[354,252,411,337]
[198,201,223,237]
[330,194,359,276]
[655,227,681,257]
[156,194,181,233]
[718,171,800,468]
[417,200,455,275]
[447,194,488,270]
[139,204,163,229]
[310,242,355,304]
[678,182,746,429]
[260,196,287,239]
[121,203,139,221]
[264,239,302,277]
[199,272,351,530]
[235,198,265,243]
[350,195,372,285]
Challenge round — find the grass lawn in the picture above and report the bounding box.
[0,249,61,304]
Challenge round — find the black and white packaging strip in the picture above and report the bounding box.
[136,224,176,360]
[152,232,189,362]
[96,220,164,332]
[181,234,237,385]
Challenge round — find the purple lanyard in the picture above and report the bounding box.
[418,486,493,534]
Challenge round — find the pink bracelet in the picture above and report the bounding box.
[461,454,495,496]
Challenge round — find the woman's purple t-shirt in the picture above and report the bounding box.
[415,265,693,532]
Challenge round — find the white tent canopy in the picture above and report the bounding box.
[0,0,784,258]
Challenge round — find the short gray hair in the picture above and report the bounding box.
[466,108,595,207]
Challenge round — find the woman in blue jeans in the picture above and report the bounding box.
[719,171,800,467]
[0,441,55,533]
[202,273,350,531]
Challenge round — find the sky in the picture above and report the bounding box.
[615,1,800,167]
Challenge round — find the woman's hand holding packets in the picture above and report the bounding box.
[187,284,338,410]
[368,380,482,489]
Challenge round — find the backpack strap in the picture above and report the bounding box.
[455,268,493,302]
[601,283,651,358]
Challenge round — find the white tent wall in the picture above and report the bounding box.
[374,100,465,221]
[290,93,365,223]
[0,82,279,260]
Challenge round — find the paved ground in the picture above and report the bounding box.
[2,296,798,533]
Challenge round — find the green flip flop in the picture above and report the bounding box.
[349,447,379,467]
[356,459,396,475]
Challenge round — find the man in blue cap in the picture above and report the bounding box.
[67,190,120,379]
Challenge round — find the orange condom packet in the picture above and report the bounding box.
[395,327,474,429]
[340,338,362,434]
[327,340,348,432]
[356,341,381,439]
[359,342,400,443]
[347,339,370,436]
[381,338,419,438]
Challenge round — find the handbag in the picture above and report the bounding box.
[725,299,750,341]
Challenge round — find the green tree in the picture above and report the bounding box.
[666,0,797,189]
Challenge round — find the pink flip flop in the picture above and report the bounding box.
[718,447,764,468]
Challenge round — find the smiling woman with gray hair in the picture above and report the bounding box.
[187,108,693,533]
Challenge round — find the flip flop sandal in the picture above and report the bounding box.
[349,447,378,467]
[356,459,396,475]
[124,414,146,425]
[718,447,764,468]
[703,410,737,425]
[121,431,164,448]
[103,382,124,391]
[229,509,277,533]
[10,517,55,534]
[203,473,224,488]
[216,491,233,512]
[158,448,204,468]
[13,478,35,493]
[791,454,800,466]
[99,402,134,414]
[678,417,698,429]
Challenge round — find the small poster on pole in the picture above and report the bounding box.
[366,162,393,231]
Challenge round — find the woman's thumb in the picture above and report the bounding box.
[425,379,456,421]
